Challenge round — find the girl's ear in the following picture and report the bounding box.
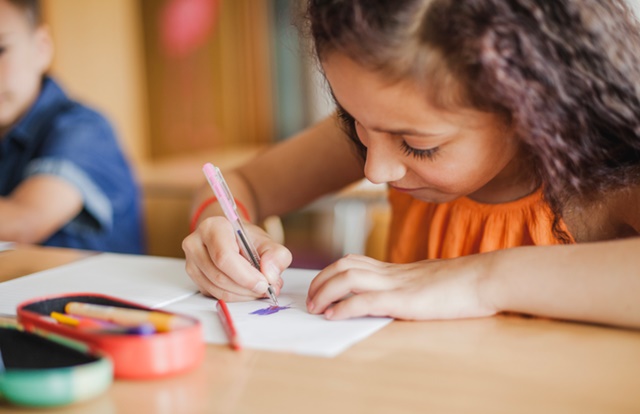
[33,24,54,72]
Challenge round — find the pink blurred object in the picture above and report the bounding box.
[159,0,219,58]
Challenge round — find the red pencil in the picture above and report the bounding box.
[216,299,241,351]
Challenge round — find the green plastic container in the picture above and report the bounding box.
[0,324,112,407]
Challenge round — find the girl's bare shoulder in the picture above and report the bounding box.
[563,186,640,242]
[610,184,640,234]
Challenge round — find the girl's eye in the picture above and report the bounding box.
[400,141,440,160]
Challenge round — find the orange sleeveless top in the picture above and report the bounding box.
[386,188,574,263]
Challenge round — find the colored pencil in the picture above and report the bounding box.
[217,300,241,351]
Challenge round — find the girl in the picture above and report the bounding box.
[183,0,640,329]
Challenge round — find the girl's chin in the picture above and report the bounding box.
[410,191,462,204]
[389,185,465,203]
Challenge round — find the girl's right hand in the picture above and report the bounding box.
[182,216,292,302]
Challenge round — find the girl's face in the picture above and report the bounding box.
[323,52,531,204]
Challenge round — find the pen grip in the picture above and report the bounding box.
[234,221,260,269]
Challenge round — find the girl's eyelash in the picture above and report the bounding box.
[351,117,439,160]
[400,141,440,160]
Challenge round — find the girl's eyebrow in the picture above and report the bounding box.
[334,99,441,137]
[369,126,441,137]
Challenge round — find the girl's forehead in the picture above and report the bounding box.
[326,46,473,101]
[324,51,502,131]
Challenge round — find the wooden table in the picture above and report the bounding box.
[1,245,640,413]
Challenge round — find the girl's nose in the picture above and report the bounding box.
[363,137,405,184]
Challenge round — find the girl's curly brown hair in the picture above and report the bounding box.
[302,0,640,241]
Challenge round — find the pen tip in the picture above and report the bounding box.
[267,286,279,306]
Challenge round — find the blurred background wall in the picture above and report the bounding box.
[42,0,149,164]
[42,0,333,161]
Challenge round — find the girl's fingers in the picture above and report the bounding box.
[308,256,357,298]
[307,268,394,314]
[308,254,386,299]
[184,217,272,297]
[323,291,399,320]
[206,245,272,295]
[258,242,293,287]
[187,264,258,302]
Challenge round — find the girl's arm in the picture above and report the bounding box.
[189,114,364,227]
[307,238,640,330]
[486,186,640,329]
[484,239,640,329]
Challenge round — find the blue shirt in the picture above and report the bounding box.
[0,77,145,254]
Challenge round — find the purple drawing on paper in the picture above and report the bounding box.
[250,305,292,315]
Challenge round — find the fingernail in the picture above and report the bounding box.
[307,300,314,313]
[252,280,268,294]
[325,308,333,319]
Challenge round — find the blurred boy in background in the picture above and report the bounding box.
[0,0,144,253]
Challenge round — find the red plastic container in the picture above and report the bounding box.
[16,293,205,379]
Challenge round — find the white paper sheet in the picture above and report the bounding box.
[162,269,393,357]
[0,254,392,357]
[0,253,198,315]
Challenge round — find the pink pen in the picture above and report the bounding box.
[202,163,279,305]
